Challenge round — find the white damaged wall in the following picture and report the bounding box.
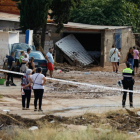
[0,31,19,65]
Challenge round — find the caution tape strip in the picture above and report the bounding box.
[0,69,140,94]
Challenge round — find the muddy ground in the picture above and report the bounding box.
[1,63,140,138]
[0,63,140,118]
[1,109,140,134]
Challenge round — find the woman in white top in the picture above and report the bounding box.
[29,67,46,111]
[109,44,119,73]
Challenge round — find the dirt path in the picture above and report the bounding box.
[0,63,140,119]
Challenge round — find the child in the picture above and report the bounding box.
[23,55,29,63]
[20,55,29,73]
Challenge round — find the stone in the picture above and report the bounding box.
[29,126,38,131]
[128,132,137,136]
[135,135,140,138]
[137,111,140,116]
[50,121,55,123]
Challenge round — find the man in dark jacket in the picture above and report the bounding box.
[6,52,16,86]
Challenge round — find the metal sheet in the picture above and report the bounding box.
[55,34,93,66]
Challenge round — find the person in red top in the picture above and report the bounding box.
[21,69,32,110]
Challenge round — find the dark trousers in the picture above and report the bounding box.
[7,68,14,83]
[122,83,133,106]
[7,73,13,83]
[22,90,31,108]
[34,89,44,109]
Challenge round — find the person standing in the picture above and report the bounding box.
[19,51,25,64]
[122,63,135,108]
[25,48,31,61]
[29,67,46,111]
[46,48,54,78]
[19,51,27,73]
[28,57,36,74]
[21,69,32,110]
[6,52,16,86]
[109,44,119,73]
[117,48,121,67]
[126,47,134,70]
[133,46,139,74]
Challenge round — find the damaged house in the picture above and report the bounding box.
[46,22,135,67]
[0,11,135,67]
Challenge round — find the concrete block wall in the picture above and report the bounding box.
[0,21,19,30]
[0,0,19,14]
[104,28,135,66]
[104,30,114,65]
[19,34,26,43]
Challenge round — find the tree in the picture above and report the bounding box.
[13,0,81,48]
[70,0,140,32]
[49,0,81,32]
[13,0,51,32]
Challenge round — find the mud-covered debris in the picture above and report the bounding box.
[29,126,38,131]
[137,111,140,116]
[128,132,137,136]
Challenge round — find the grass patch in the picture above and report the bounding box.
[0,126,134,140]
[0,109,140,140]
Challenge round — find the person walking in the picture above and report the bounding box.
[28,57,36,74]
[29,67,46,111]
[109,44,119,73]
[6,52,16,86]
[21,69,32,110]
[122,63,135,108]
[126,47,134,70]
[46,48,54,78]
[133,46,139,74]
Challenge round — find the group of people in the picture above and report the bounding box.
[19,48,36,74]
[6,47,54,111]
[110,45,140,108]
[109,45,139,73]
[6,44,138,110]
[22,67,46,111]
[6,48,35,86]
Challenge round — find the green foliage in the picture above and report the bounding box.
[13,0,81,33]
[49,0,81,32]
[70,0,140,32]
[13,0,52,32]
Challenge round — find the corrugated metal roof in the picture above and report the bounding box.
[63,22,131,30]
[55,34,93,66]
[47,22,131,30]
[0,12,131,30]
